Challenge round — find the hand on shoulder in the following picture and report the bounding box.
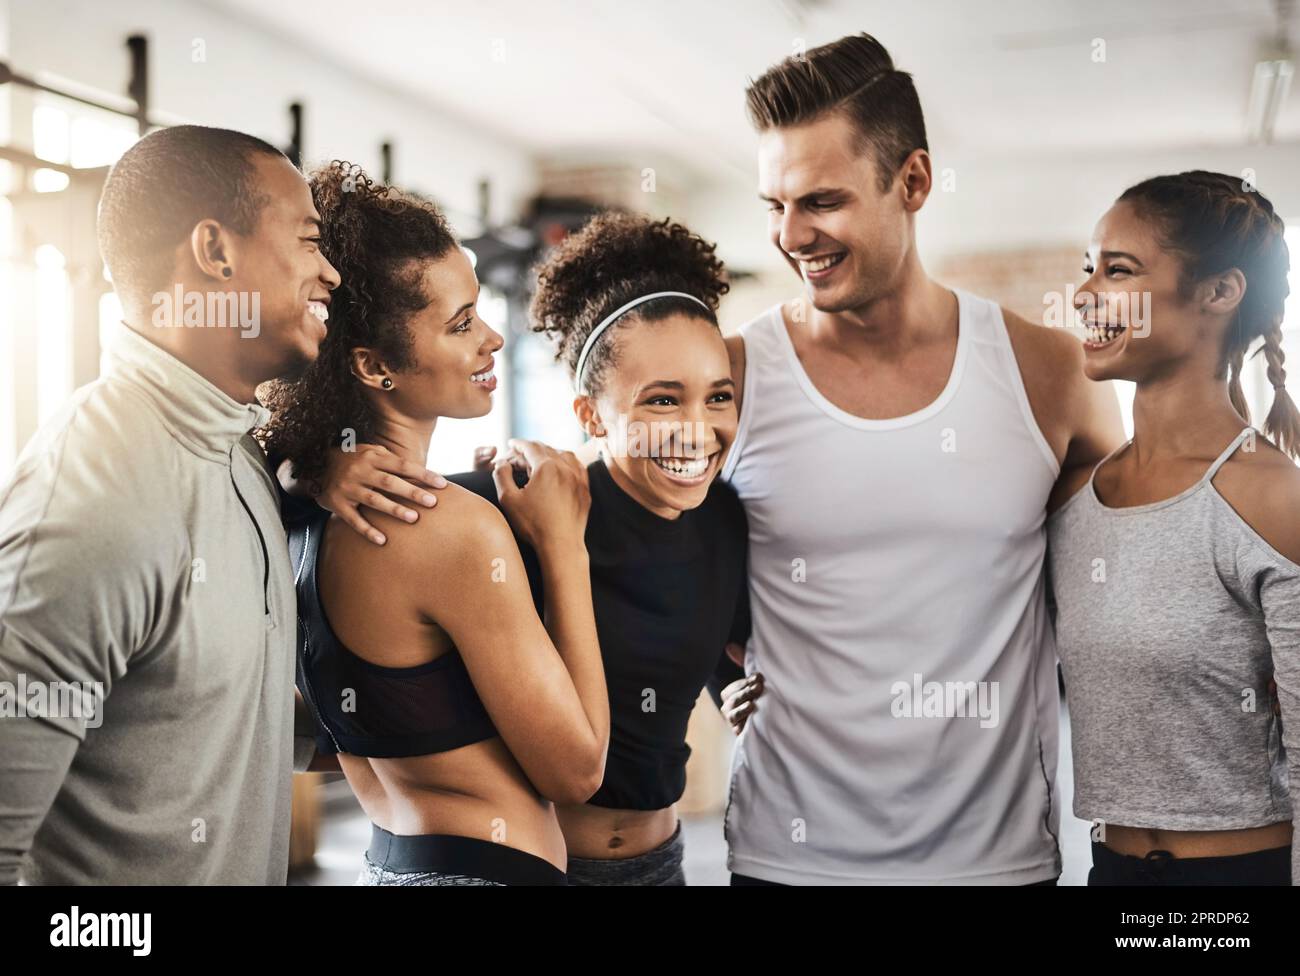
[382,480,514,564]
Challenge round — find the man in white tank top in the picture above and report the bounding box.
[721,34,1124,884]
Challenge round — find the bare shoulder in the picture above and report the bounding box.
[381,481,514,569]
[723,331,745,365]
[724,332,746,383]
[1213,440,1300,565]
[1002,308,1085,383]
[724,332,747,418]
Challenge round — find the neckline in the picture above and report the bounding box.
[588,459,691,536]
[105,320,270,459]
[1087,427,1254,516]
[769,288,969,431]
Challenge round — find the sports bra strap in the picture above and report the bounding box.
[292,508,498,759]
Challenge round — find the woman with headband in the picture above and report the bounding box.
[314,212,753,885]
[262,163,609,885]
[1048,171,1300,885]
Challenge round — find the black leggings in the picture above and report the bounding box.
[730,872,785,886]
[365,823,568,885]
[730,872,1058,886]
[1088,841,1291,886]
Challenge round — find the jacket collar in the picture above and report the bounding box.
[103,321,271,461]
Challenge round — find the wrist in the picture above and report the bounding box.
[536,535,589,565]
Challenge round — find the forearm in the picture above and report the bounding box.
[537,542,609,749]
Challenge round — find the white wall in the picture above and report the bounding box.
[8,0,539,231]
[683,140,1300,281]
[916,142,1300,263]
[3,0,542,475]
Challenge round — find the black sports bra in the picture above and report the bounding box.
[289,509,498,758]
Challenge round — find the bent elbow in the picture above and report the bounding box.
[570,764,606,804]
[539,747,606,805]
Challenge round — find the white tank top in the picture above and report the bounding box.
[721,289,1063,884]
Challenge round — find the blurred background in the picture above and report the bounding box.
[2,0,1298,884]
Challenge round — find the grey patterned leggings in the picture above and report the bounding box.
[356,854,504,886]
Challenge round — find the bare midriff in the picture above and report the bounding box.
[555,802,678,859]
[339,737,568,870]
[1102,821,1292,859]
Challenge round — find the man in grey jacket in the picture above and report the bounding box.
[0,125,340,884]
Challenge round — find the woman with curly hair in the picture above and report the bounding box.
[315,211,754,884]
[1048,171,1300,885]
[261,162,609,886]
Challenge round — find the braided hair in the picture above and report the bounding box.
[259,161,458,485]
[1119,170,1297,459]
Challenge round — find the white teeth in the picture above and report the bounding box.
[652,456,709,478]
[307,302,328,322]
[801,253,845,273]
[470,368,494,383]
[1084,322,1126,344]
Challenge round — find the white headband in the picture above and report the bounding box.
[573,291,711,393]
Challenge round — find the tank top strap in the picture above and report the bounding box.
[741,302,787,356]
[1087,437,1133,489]
[1202,427,1255,483]
[956,287,999,342]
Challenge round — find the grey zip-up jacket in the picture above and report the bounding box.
[0,320,310,885]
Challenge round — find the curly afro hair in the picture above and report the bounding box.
[529,213,729,396]
[258,161,458,486]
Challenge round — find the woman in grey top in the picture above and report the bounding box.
[1049,171,1300,885]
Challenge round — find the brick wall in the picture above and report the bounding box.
[935,245,1083,326]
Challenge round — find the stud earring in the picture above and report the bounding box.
[382,378,393,390]
[222,267,233,278]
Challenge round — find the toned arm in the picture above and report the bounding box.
[390,486,608,804]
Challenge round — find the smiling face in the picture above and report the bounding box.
[585,314,737,519]
[235,153,340,379]
[1075,200,1233,384]
[378,247,504,420]
[758,112,914,314]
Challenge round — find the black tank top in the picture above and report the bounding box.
[449,460,750,810]
[289,509,498,758]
